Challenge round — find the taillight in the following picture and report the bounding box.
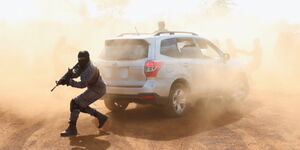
[141,95,155,99]
[144,60,163,77]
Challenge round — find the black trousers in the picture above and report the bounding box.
[69,88,106,124]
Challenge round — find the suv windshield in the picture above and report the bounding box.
[100,39,149,60]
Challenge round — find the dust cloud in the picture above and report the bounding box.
[0,0,300,144]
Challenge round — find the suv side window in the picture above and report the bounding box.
[160,38,202,58]
[160,38,180,57]
[197,39,221,59]
[176,38,202,58]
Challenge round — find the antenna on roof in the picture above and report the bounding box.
[134,26,140,35]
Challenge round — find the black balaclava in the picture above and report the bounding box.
[77,50,90,71]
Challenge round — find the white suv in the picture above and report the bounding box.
[96,31,249,116]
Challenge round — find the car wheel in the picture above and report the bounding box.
[104,98,129,112]
[166,83,188,117]
[229,75,249,102]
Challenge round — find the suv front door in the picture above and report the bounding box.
[195,38,226,94]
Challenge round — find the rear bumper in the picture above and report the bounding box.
[104,93,168,105]
[104,80,170,105]
[105,80,170,97]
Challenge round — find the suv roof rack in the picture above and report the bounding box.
[154,31,198,36]
[118,31,199,37]
[118,33,150,37]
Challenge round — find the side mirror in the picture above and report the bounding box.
[223,53,230,62]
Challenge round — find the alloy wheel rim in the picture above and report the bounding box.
[172,89,186,114]
[113,101,127,109]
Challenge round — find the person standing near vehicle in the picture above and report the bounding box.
[154,21,168,33]
[248,38,262,72]
[59,50,108,137]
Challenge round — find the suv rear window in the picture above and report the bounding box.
[100,39,149,60]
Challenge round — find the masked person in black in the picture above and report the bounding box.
[60,50,107,137]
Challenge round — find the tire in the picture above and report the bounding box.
[227,74,249,103]
[222,75,249,114]
[166,83,188,117]
[104,98,129,112]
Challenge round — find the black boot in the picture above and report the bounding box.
[98,115,108,128]
[84,106,108,128]
[94,111,108,128]
[60,122,77,137]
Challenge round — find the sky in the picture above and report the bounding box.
[0,0,299,23]
[233,0,300,23]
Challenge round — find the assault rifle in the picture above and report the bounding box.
[51,63,79,92]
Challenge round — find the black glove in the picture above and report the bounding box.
[57,78,70,86]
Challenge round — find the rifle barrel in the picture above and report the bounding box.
[50,84,58,92]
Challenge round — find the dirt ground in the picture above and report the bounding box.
[0,87,300,150]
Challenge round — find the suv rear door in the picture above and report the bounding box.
[97,39,153,87]
[158,37,199,91]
